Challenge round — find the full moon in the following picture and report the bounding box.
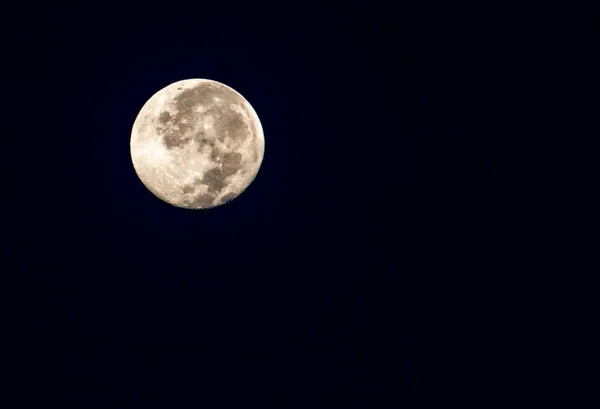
[130,79,265,209]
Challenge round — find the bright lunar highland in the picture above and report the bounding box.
[130,79,265,209]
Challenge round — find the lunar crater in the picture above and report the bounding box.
[189,193,216,208]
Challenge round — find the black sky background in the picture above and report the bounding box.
[5,2,553,407]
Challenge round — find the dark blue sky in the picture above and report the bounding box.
[6,2,546,407]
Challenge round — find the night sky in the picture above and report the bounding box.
[7,2,547,407]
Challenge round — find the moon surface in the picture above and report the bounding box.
[130,79,265,209]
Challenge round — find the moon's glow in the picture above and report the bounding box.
[130,79,265,209]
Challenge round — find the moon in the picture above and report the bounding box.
[130,79,265,209]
